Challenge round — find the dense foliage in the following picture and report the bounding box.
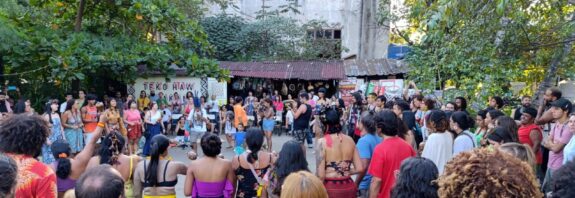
[200,14,343,61]
[0,0,228,106]
[379,0,575,106]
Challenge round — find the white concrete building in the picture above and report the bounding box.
[205,0,389,60]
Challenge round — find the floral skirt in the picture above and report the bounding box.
[64,128,84,153]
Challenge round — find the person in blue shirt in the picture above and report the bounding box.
[234,124,247,155]
[355,111,382,198]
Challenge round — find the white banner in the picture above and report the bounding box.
[207,78,228,106]
[128,77,226,104]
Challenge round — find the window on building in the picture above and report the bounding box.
[307,29,342,40]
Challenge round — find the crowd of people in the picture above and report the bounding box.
[1,84,575,198]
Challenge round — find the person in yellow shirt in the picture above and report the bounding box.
[138,91,150,111]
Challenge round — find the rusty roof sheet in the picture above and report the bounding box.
[343,58,409,76]
[219,61,345,80]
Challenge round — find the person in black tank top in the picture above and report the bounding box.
[292,93,312,149]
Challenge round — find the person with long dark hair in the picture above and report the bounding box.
[50,127,101,198]
[391,157,439,198]
[368,110,416,198]
[233,128,276,198]
[489,96,504,110]
[315,107,363,198]
[81,94,99,143]
[268,140,309,197]
[454,96,467,113]
[143,102,164,156]
[134,135,188,198]
[86,132,141,197]
[346,92,363,143]
[421,110,454,174]
[355,111,381,198]
[184,133,234,198]
[495,116,519,142]
[62,99,84,155]
[104,98,126,137]
[42,99,65,164]
[260,98,276,152]
[450,111,477,155]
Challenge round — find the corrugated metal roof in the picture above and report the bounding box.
[219,61,345,80]
[343,58,409,76]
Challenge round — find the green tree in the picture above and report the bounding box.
[0,0,228,106]
[201,14,342,61]
[380,0,575,107]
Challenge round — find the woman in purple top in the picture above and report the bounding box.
[184,133,234,198]
[49,115,105,197]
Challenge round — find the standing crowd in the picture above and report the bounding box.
[0,84,575,198]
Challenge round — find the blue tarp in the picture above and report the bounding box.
[388,44,411,60]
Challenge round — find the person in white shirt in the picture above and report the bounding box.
[450,111,477,155]
[285,105,294,135]
[161,103,173,135]
[186,105,209,154]
[207,95,220,134]
[60,93,73,113]
[421,110,454,174]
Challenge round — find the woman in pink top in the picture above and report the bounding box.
[124,100,143,155]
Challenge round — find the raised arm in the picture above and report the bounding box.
[73,114,106,171]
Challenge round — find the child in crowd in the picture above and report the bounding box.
[224,110,236,148]
[234,124,246,155]
[285,105,294,135]
[175,116,189,149]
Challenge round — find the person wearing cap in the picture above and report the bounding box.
[517,107,543,175]
[541,98,573,193]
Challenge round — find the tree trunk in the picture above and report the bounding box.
[532,11,575,105]
[74,0,86,32]
[72,0,86,91]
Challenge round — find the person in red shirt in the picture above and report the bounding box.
[369,110,416,198]
[517,107,543,170]
[0,114,57,198]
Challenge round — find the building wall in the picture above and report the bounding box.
[205,0,389,60]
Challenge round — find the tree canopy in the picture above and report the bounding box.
[380,0,575,106]
[0,0,228,104]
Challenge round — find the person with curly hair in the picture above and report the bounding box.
[437,148,543,198]
[0,114,57,197]
[391,157,438,198]
[86,131,141,197]
[0,153,18,198]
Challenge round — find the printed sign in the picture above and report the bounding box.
[128,77,226,104]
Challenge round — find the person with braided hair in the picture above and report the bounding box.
[50,129,102,198]
[86,131,142,197]
[133,135,189,198]
[314,107,363,198]
[233,128,277,198]
[437,148,543,198]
